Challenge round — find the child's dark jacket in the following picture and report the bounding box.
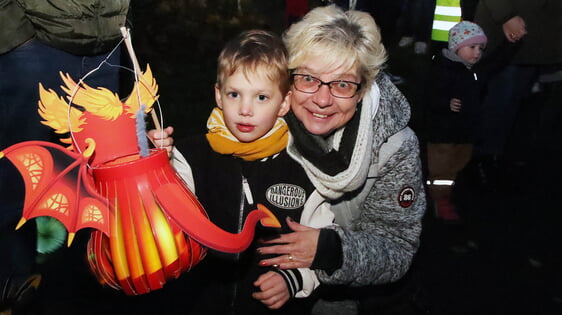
[427,50,488,144]
[174,135,318,315]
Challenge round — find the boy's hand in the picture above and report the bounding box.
[252,271,290,309]
[147,126,174,156]
[450,98,462,112]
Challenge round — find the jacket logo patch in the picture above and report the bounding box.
[398,186,415,208]
[266,184,306,210]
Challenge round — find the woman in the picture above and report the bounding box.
[256,4,426,312]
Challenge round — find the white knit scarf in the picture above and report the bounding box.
[287,84,380,199]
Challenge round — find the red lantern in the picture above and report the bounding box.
[86,149,206,295]
[0,66,280,296]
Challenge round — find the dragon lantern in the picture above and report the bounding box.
[0,50,280,296]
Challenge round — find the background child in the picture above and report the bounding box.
[426,21,488,221]
[155,29,332,314]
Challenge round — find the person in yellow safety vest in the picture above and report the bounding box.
[431,0,462,42]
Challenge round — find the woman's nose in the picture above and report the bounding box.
[313,84,332,107]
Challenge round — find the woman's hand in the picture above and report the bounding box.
[252,271,290,309]
[502,16,527,43]
[258,217,320,269]
[147,126,174,156]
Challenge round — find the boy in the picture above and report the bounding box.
[426,21,488,221]
[152,30,331,314]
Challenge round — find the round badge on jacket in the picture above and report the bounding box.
[398,186,416,208]
[266,184,306,209]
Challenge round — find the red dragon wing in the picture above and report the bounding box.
[0,141,110,245]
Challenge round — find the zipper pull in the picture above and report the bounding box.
[242,177,254,206]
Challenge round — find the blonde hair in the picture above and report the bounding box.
[283,5,386,91]
[217,29,290,95]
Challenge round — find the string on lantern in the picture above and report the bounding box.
[63,27,165,159]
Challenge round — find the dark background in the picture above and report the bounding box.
[8,1,562,314]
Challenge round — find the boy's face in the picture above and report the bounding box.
[215,69,290,143]
[457,44,485,65]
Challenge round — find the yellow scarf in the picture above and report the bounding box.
[206,107,288,161]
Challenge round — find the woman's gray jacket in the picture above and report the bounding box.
[288,73,426,287]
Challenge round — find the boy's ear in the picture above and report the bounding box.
[214,83,223,109]
[278,90,291,117]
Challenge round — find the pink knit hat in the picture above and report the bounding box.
[448,21,487,52]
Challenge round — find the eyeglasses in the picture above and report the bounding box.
[291,74,362,98]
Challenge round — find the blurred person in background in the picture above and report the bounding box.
[473,0,562,187]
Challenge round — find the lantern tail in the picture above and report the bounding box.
[154,183,281,254]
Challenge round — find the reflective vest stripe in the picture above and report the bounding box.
[434,5,462,16]
[433,20,460,30]
[431,0,462,42]
[426,180,455,186]
[432,20,460,42]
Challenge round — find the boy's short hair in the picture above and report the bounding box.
[217,30,289,95]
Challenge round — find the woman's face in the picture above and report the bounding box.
[290,58,362,136]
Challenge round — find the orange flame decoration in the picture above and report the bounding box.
[0,65,281,295]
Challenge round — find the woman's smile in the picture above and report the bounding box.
[310,111,330,119]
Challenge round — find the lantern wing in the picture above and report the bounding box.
[1,141,110,244]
